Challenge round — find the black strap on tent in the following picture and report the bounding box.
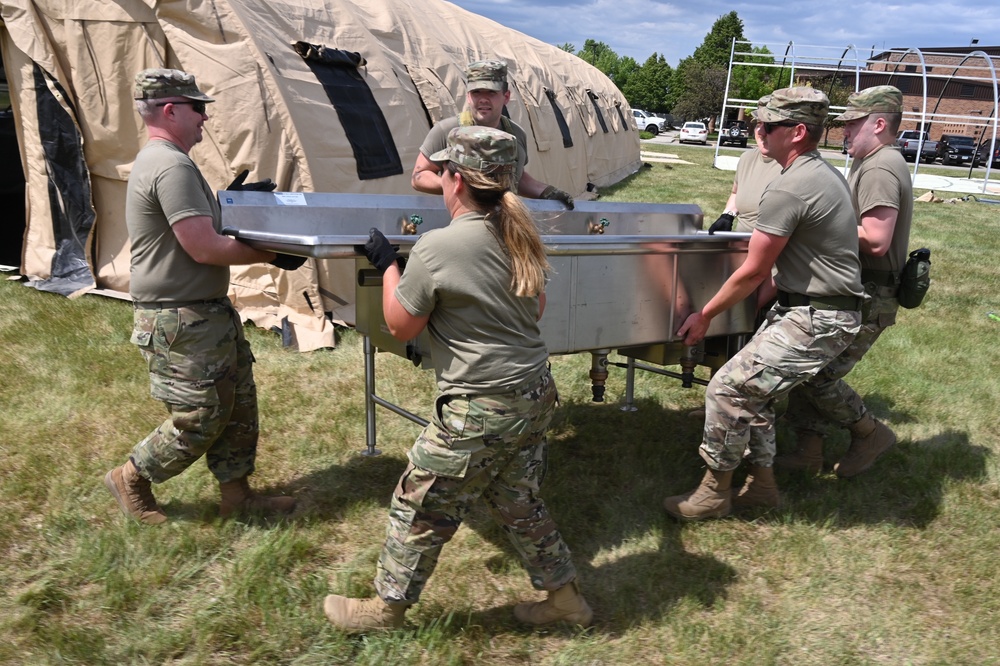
[294,41,402,180]
[544,89,573,148]
[586,90,608,134]
[613,102,627,131]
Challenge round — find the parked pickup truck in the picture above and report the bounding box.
[896,130,938,163]
[936,134,977,165]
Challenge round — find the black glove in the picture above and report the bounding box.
[227,169,277,192]
[269,253,306,271]
[363,228,402,274]
[708,213,735,234]
[540,185,575,209]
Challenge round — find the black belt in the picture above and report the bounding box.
[776,291,861,311]
[133,298,227,310]
[861,269,899,287]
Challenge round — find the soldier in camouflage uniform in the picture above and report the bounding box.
[103,68,303,525]
[410,59,574,208]
[665,87,864,521]
[777,86,908,477]
[324,126,591,632]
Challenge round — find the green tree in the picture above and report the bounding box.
[614,56,640,91]
[577,40,617,74]
[670,60,729,127]
[620,53,673,114]
[572,40,637,88]
[669,12,747,129]
[558,43,576,53]
[729,46,778,103]
[691,11,745,68]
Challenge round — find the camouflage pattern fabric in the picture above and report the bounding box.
[373,369,577,604]
[428,125,517,172]
[466,60,507,91]
[836,85,903,121]
[701,305,861,470]
[784,288,899,433]
[128,299,259,484]
[755,86,830,126]
[134,68,215,102]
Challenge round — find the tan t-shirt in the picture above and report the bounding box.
[848,143,913,275]
[394,211,548,395]
[419,115,529,188]
[126,139,227,303]
[755,151,863,298]
[733,149,783,232]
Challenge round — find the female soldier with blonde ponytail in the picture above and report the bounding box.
[324,126,591,633]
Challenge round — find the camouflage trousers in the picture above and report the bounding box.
[374,368,578,605]
[129,299,259,484]
[701,305,861,470]
[785,288,899,434]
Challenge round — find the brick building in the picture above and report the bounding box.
[796,45,1000,146]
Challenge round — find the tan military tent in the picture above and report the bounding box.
[0,0,641,350]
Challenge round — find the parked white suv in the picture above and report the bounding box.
[633,109,668,135]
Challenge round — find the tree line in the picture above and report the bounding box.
[559,12,798,130]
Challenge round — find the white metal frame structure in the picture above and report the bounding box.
[715,41,1000,194]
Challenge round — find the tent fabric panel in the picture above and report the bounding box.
[407,65,460,126]
[91,175,131,293]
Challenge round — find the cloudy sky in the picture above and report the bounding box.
[448,0,1000,67]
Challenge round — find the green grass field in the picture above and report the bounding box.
[2,144,999,665]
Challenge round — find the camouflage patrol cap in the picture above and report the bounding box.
[835,85,903,121]
[466,60,507,92]
[750,94,772,120]
[428,126,517,172]
[134,68,215,102]
[755,86,829,126]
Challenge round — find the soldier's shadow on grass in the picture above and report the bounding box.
[763,390,991,529]
[281,452,409,520]
[431,389,990,634]
[141,452,406,526]
[439,395,739,634]
[771,427,988,529]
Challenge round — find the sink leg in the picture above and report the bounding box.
[362,335,382,456]
[620,355,638,412]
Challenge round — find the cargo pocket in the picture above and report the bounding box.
[408,396,480,479]
[750,310,818,380]
[149,375,221,408]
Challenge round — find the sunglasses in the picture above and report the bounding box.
[762,121,800,135]
[155,100,208,115]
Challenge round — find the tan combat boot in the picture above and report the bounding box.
[323,595,409,632]
[732,465,781,509]
[774,433,824,473]
[834,413,896,478]
[513,579,593,628]
[218,476,296,517]
[663,468,733,521]
[104,459,168,525]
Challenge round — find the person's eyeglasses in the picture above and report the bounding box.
[155,100,207,115]
[762,121,800,135]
